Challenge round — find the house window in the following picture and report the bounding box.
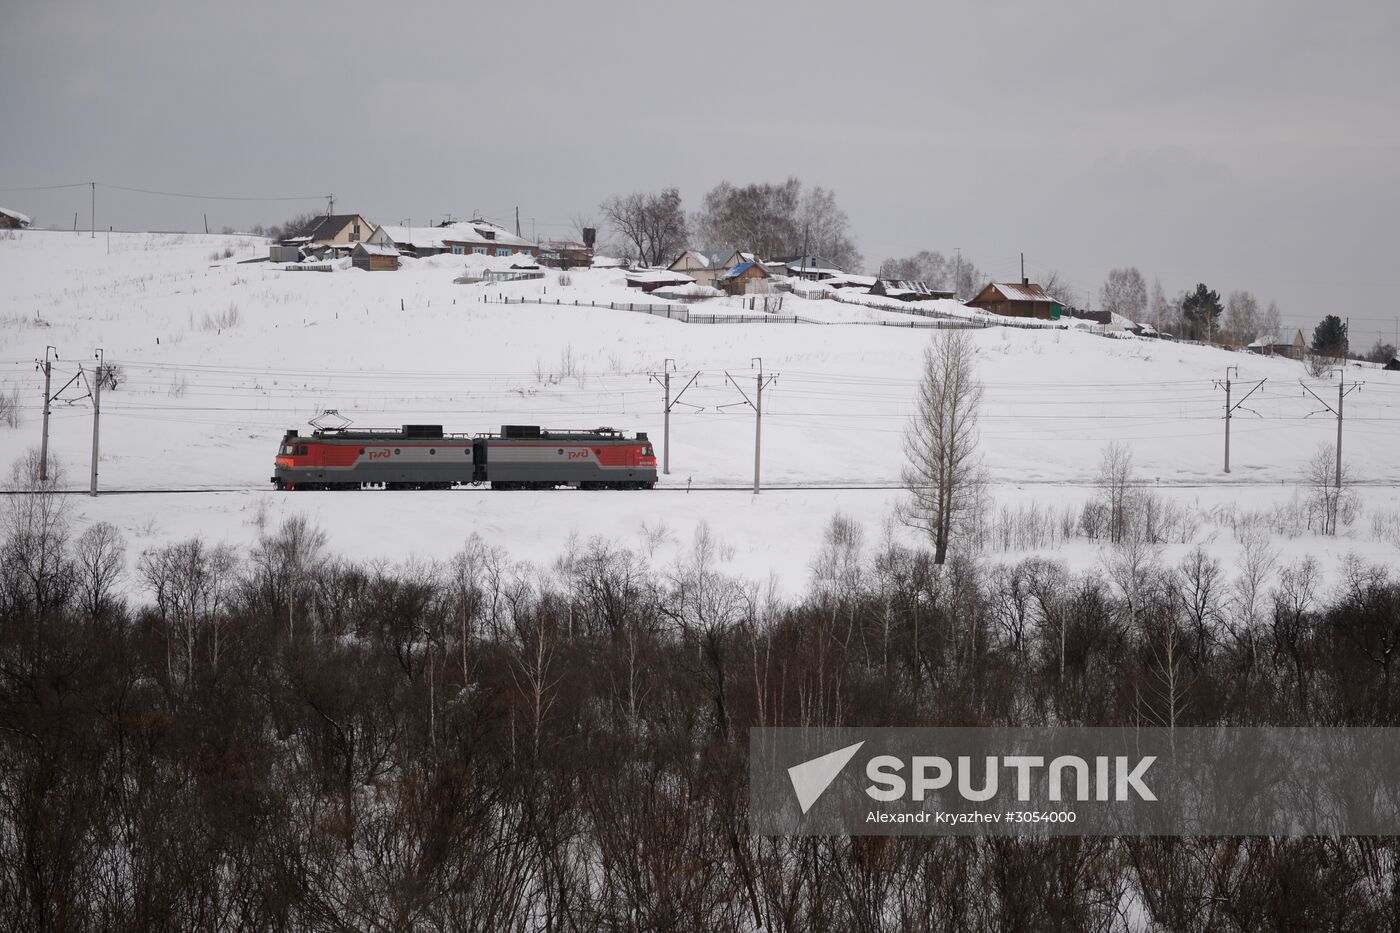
[495,248,511,257]
[473,246,487,255]
[352,223,360,240]
[452,245,466,256]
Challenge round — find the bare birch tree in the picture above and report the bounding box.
[903,329,983,564]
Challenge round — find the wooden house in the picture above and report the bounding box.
[0,207,32,229]
[538,240,593,269]
[1250,329,1307,359]
[718,260,771,296]
[352,242,400,272]
[965,281,1061,320]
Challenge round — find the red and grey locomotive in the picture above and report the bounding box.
[272,424,657,490]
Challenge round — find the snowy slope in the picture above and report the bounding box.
[1,229,1398,591]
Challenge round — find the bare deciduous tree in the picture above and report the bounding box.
[73,521,126,619]
[1,450,71,617]
[903,329,984,564]
[879,250,951,289]
[696,177,861,270]
[1258,300,1282,344]
[1223,290,1260,346]
[600,188,687,266]
[1100,267,1148,321]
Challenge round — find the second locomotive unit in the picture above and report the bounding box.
[272,424,657,490]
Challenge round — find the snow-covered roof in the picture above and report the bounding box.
[668,249,711,270]
[376,220,534,251]
[985,282,1057,303]
[355,242,400,257]
[822,274,878,289]
[653,283,724,299]
[0,207,32,226]
[626,269,694,284]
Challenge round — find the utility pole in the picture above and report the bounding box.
[1301,369,1363,492]
[1213,367,1266,473]
[723,358,778,494]
[37,346,55,482]
[90,181,95,239]
[648,359,700,475]
[90,349,103,496]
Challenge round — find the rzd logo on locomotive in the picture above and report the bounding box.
[367,449,392,460]
[567,450,590,460]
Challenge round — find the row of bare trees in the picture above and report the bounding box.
[4,459,1400,929]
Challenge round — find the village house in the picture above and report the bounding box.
[965,280,1062,320]
[283,213,374,255]
[369,220,536,259]
[869,279,956,302]
[0,207,33,229]
[537,239,593,270]
[776,255,843,281]
[1248,329,1308,360]
[667,250,718,287]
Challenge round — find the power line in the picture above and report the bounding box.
[99,183,331,202]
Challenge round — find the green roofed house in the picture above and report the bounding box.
[965,280,1062,320]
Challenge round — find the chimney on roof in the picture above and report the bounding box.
[1021,252,1027,286]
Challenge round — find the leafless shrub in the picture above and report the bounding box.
[0,387,22,428]
[168,375,189,397]
[200,303,240,332]
[638,520,675,557]
[1303,443,1357,536]
[95,362,122,392]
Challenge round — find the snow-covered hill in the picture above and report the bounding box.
[2,229,1397,590]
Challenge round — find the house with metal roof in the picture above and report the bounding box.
[718,260,772,296]
[869,279,956,302]
[965,280,1062,320]
[368,220,536,258]
[283,214,374,250]
[775,254,843,281]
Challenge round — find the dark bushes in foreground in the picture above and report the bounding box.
[2,504,1400,931]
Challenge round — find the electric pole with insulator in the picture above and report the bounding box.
[648,359,700,476]
[723,358,778,494]
[1213,367,1266,473]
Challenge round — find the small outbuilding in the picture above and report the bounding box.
[625,269,694,293]
[718,260,772,296]
[965,281,1062,320]
[352,242,400,271]
[1384,357,1400,372]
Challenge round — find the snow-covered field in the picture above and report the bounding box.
[2,229,1398,592]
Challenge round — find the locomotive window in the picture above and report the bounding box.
[394,448,401,455]
[295,445,308,455]
[594,448,602,455]
[557,448,564,455]
[359,448,365,455]
[280,444,292,456]
[429,449,436,455]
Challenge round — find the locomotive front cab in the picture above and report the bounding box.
[272,430,313,488]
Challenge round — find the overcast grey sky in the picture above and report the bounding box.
[3,0,1397,338]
